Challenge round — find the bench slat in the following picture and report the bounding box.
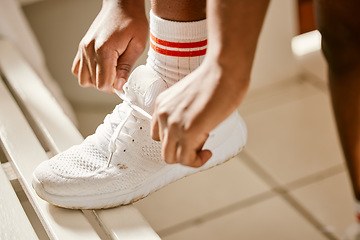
[0,78,101,240]
[97,207,161,240]
[0,39,83,154]
[0,39,160,240]
[0,164,38,240]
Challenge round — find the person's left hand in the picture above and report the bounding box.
[151,59,248,168]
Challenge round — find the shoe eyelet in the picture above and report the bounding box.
[123,149,126,152]
[140,127,143,130]
[132,139,135,142]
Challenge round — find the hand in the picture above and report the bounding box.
[151,59,249,168]
[72,0,148,93]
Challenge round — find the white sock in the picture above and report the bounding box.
[146,10,207,87]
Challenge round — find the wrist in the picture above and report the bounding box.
[196,57,249,112]
[203,53,250,97]
[206,45,253,79]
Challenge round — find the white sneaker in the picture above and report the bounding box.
[32,65,247,209]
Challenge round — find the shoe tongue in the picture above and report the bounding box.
[124,66,167,114]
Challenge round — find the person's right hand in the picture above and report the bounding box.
[72,0,148,93]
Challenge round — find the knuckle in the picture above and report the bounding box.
[157,110,169,120]
[155,97,162,107]
[132,39,147,54]
[183,126,194,138]
[168,114,182,127]
[84,40,95,50]
[156,92,166,102]
[95,45,111,58]
[80,39,94,51]
[117,63,132,73]
[168,118,179,126]
[168,120,181,133]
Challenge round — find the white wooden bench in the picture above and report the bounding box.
[0,39,160,240]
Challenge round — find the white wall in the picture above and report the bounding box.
[250,0,300,90]
[23,0,300,107]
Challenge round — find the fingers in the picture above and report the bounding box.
[114,61,131,91]
[151,114,212,167]
[151,117,161,141]
[175,136,212,168]
[78,53,93,88]
[162,132,178,164]
[73,43,122,93]
[178,148,212,168]
[95,50,117,93]
[72,51,80,76]
[73,39,143,93]
[114,39,145,90]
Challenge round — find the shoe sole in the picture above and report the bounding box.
[32,113,247,209]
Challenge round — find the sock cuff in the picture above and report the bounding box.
[149,10,207,42]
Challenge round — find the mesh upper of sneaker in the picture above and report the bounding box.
[34,66,169,196]
[35,106,166,196]
[48,141,107,178]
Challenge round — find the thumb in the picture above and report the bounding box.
[114,40,144,90]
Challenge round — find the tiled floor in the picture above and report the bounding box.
[74,74,355,240]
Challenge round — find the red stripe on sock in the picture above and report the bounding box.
[150,41,206,57]
[150,33,207,49]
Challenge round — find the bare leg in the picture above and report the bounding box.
[314,0,360,199]
[151,0,206,22]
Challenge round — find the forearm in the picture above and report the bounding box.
[206,0,270,99]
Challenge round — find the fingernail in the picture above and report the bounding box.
[115,78,126,90]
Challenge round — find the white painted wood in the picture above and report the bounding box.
[0,78,100,240]
[2,162,17,181]
[0,164,38,240]
[97,206,161,240]
[0,39,83,154]
[0,39,160,240]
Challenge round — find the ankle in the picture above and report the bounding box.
[146,10,207,86]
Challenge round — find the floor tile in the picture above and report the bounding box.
[135,156,271,232]
[296,48,327,84]
[244,92,344,185]
[162,196,327,240]
[291,171,354,239]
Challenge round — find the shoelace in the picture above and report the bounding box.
[106,90,153,167]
